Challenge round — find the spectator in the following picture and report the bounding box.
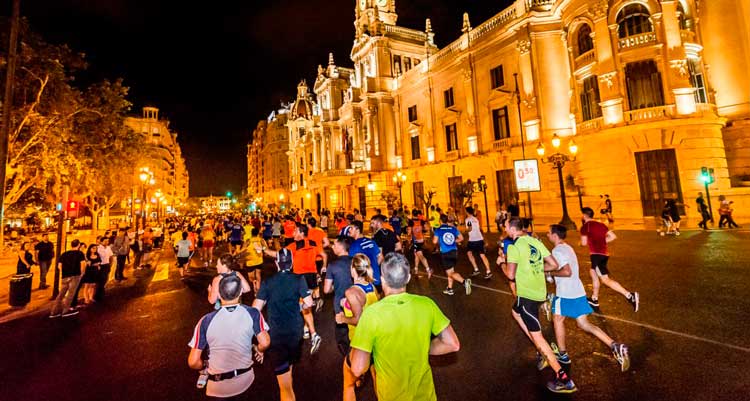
[81,244,101,306]
[16,241,34,275]
[96,236,114,301]
[49,240,86,318]
[113,229,131,282]
[34,233,54,289]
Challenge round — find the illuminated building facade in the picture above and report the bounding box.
[249,107,292,205]
[250,0,750,222]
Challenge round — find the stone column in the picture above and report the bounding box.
[378,99,396,169]
[531,27,573,137]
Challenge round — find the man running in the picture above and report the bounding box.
[503,217,577,393]
[306,217,330,311]
[464,206,492,279]
[175,232,192,278]
[228,219,245,256]
[282,216,297,247]
[545,224,630,371]
[371,214,400,258]
[580,207,639,312]
[252,249,313,401]
[348,221,383,291]
[323,236,354,356]
[433,214,472,296]
[407,209,431,277]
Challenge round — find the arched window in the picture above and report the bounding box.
[577,24,594,56]
[617,3,653,38]
[677,1,692,31]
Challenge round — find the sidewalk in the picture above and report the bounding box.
[0,248,165,324]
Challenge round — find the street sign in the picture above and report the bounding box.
[514,159,541,192]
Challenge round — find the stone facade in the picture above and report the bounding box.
[248,0,750,224]
[248,108,291,206]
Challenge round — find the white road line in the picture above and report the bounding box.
[429,274,750,353]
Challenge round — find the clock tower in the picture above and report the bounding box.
[356,0,397,29]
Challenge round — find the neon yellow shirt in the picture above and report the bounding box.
[244,234,263,267]
[506,235,550,301]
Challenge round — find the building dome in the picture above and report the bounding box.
[290,80,314,120]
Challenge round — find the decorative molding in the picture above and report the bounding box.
[462,66,473,81]
[599,71,617,89]
[588,0,608,20]
[522,95,536,109]
[517,39,531,54]
[669,59,689,77]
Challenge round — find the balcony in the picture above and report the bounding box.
[577,117,603,133]
[526,0,554,12]
[574,50,596,70]
[680,29,697,44]
[492,137,512,151]
[445,150,460,161]
[618,32,657,50]
[624,105,674,124]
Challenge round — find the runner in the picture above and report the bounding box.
[272,217,282,249]
[207,254,253,309]
[229,219,245,256]
[243,227,266,292]
[580,207,639,312]
[464,206,492,279]
[323,236,354,356]
[433,214,472,296]
[545,224,631,371]
[175,232,192,278]
[371,214,400,257]
[306,217,330,311]
[503,217,577,393]
[201,223,216,267]
[336,254,379,401]
[282,216,297,247]
[347,221,382,292]
[407,209,431,278]
[253,249,313,401]
[261,224,325,354]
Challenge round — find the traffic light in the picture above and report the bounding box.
[67,200,79,218]
[700,167,715,184]
[226,191,232,198]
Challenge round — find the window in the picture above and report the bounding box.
[677,1,692,31]
[492,107,511,140]
[490,65,505,89]
[408,105,418,122]
[445,123,458,152]
[393,55,402,76]
[410,135,421,160]
[625,60,665,109]
[688,59,707,103]
[617,4,653,38]
[577,24,594,56]
[580,76,602,121]
[404,57,412,72]
[443,88,455,108]
[299,127,306,137]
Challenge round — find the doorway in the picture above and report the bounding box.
[635,149,684,216]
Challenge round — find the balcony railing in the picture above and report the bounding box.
[574,50,596,69]
[577,117,603,133]
[445,150,460,161]
[624,105,674,123]
[680,29,697,44]
[384,25,427,43]
[618,32,657,50]
[324,168,354,177]
[492,137,512,150]
[526,0,554,12]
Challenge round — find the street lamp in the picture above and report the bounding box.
[137,167,155,233]
[476,175,490,232]
[392,170,407,207]
[537,134,578,230]
[366,173,376,192]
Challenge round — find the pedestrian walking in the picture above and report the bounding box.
[49,239,86,318]
[34,233,54,289]
[433,214,472,296]
[95,236,114,302]
[545,224,630,371]
[348,252,460,401]
[696,192,711,230]
[718,195,740,228]
[113,228,131,281]
[252,249,314,401]
[188,274,270,399]
[580,207,639,311]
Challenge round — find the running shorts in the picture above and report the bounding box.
[440,250,458,270]
[512,297,543,332]
[268,335,303,375]
[177,257,189,268]
[411,241,424,253]
[230,240,243,247]
[245,263,263,273]
[552,295,593,319]
[467,240,486,255]
[590,254,610,276]
[202,240,214,248]
[301,273,318,290]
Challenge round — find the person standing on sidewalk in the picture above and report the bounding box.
[580,207,639,312]
[49,240,86,318]
[696,192,711,230]
[95,236,114,302]
[34,233,54,289]
[113,229,131,282]
[16,242,34,275]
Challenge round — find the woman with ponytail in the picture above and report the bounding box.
[207,253,252,308]
[336,253,379,401]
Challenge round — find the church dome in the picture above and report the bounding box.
[290,80,314,120]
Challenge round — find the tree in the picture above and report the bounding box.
[451,179,476,210]
[380,191,399,211]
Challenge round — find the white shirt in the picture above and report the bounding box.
[552,243,587,299]
[97,244,114,265]
[465,215,483,242]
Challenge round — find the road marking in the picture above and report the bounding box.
[430,274,750,353]
[152,262,170,282]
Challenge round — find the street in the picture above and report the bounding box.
[1,229,749,401]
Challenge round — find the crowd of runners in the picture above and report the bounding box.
[179,205,640,400]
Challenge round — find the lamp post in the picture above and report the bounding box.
[136,167,155,236]
[392,170,407,207]
[476,175,490,232]
[537,134,578,230]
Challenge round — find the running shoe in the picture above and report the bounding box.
[546,377,577,393]
[62,309,79,317]
[587,297,600,308]
[471,269,481,277]
[443,287,455,296]
[536,352,549,371]
[629,292,640,312]
[427,268,433,279]
[484,271,493,280]
[551,343,571,365]
[315,298,325,313]
[310,333,322,355]
[464,279,472,295]
[303,326,310,339]
[612,343,630,371]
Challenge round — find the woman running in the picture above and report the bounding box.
[207,253,252,309]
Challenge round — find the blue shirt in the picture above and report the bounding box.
[230,224,244,241]
[435,224,460,254]
[349,237,381,285]
[389,216,402,236]
[262,222,273,238]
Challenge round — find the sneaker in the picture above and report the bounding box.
[471,269,481,277]
[315,298,325,313]
[426,268,433,279]
[62,309,79,317]
[612,343,630,371]
[303,326,310,339]
[484,272,493,280]
[464,279,472,295]
[587,297,599,308]
[551,343,571,365]
[546,377,577,394]
[628,292,639,312]
[443,287,455,296]
[536,352,549,371]
[310,333,322,355]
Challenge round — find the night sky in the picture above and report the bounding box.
[15,0,512,196]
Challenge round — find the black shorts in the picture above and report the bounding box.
[440,250,458,270]
[468,240,486,255]
[315,260,324,274]
[177,257,189,267]
[300,272,318,290]
[412,241,425,253]
[512,297,543,332]
[245,263,262,273]
[231,240,243,247]
[284,238,294,247]
[590,254,610,276]
[268,335,303,375]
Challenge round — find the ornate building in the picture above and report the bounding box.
[248,107,291,205]
[249,0,750,222]
[125,106,190,206]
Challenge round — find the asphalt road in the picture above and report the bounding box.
[1,229,749,401]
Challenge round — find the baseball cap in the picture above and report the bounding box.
[276,248,293,271]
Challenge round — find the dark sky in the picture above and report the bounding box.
[14,0,511,196]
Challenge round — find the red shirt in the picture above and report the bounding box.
[580,220,609,255]
[306,228,326,259]
[283,220,296,238]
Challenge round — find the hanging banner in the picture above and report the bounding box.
[514,159,541,192]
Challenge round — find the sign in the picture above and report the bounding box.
[514,159,541,192]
